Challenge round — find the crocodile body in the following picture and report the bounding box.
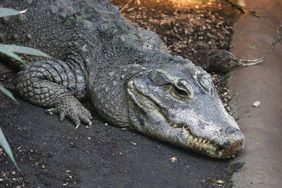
[0,0,245,159]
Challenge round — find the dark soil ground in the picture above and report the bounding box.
[0,1,242,187]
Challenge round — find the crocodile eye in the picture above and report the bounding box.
[199,74,213,93]
[171,79,193,99]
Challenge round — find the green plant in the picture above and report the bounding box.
[0,8,50,100]
[0,7,50,171]
[0,84,17,102]
[0,128,20,171]
[0,8,27,17]
[0,44,50,64]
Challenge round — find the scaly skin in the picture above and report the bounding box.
[1,0,245,159]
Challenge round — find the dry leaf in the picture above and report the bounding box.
[253,101,261,108]
[169,156,177,162]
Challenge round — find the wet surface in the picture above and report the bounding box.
[229,0,282,187]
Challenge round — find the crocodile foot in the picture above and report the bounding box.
[46,96,92,129]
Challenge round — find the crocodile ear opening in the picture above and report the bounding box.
[148,71,171,86]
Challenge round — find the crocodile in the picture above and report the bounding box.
[0,0,245,159]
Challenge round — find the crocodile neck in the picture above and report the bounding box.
[89,63,149,127]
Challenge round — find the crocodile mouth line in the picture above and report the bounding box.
[169,123,235,159]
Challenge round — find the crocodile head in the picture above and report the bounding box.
[127,59,245,159]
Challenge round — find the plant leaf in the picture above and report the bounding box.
[0,128,20,171]
[0,47,25,63]
[0,8,27,18]
[249,44,257,50]
[0,44,50,64]
[0,44,50,58]
[0,84,17,103]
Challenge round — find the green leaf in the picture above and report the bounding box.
[0,128,20,171]
[0,44,50,64]
[0,44,50,58]
[0,8,27,18]
[0,47,25,63]
[249,44,257,50]
[0,84,17,103]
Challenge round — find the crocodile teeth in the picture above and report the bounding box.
[170,123,219,152]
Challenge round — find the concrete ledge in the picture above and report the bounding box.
[230,0,282,187]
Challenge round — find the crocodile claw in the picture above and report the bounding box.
[46,96,92,128]
[75,123,80,129]
[59,111,66,121]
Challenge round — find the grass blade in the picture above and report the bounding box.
[0,44,50,58]
[0,44,50,64]
[0,47,25,64]
[0,84,18,103]
[0,128,20,171]
[0,8,27,18]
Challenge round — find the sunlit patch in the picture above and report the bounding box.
[164,0,216,8]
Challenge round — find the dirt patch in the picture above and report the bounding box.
[113,0,239,67]
[0,1,242,187]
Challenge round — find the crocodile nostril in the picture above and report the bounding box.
[218,141,230,150]
[225,127,239,135]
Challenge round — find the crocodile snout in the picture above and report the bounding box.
[218,129,245,158]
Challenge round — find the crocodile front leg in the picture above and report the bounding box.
[16,59,92,128]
